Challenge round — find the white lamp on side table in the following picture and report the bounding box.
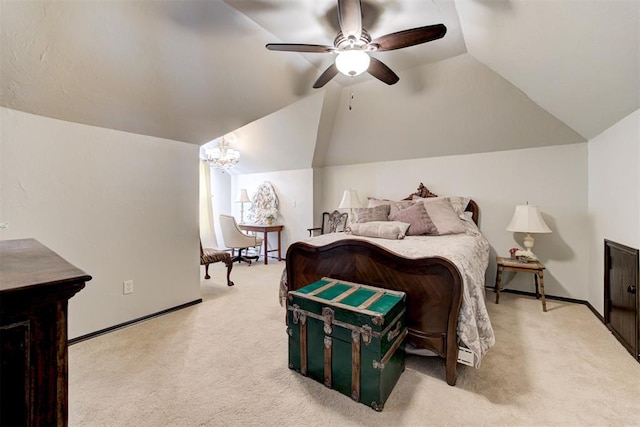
[338,189,362,223]
[236,189,251,224]
[506,204,552,260]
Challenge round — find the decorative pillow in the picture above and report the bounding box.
[413,196,471,216]
[388,201,437,235]
[388,200,414,216]
[348,221,410,240]
[353,204,390,223]
[367,198,391,208]
[416,198,466,235]
[367,199,413,219]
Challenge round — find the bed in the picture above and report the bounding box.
[281,183,494,386]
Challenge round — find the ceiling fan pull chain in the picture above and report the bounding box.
[348,77,356,110]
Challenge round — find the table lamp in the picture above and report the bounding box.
[236,189,251,224]
[506,204,552,260]
[338,189,362,222]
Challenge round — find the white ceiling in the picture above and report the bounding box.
[456,0,639,140]
[1,1,638,168]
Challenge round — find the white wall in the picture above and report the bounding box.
[231,169,314,258]
[319,143,589,299]
[0,108,200,339]
[588,109,640,315]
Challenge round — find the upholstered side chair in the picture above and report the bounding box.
[307,210,349,237]
[199,240,234,286]
[219,214,264,265]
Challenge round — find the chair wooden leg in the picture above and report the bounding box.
[204,263,211,280]
[225,259,234,286]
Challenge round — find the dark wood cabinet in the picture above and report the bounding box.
[604,239,639,362]
[1,238,91,426]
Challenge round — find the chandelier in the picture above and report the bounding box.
[203,138,240,170]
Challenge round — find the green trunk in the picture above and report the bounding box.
[287,278,406,411]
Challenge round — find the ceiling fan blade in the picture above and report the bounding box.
[266,43,335,53]
[313,64,339,89]
[337,0,362,39]
[367,57,399,85]
[370,24,447,52]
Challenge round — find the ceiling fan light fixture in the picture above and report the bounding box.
[266,1,446,88]
[335,50,370,76]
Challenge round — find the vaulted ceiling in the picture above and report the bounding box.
[1,1,638,172]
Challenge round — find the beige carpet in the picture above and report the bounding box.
[69,261,639,426]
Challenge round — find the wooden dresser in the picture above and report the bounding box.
[1,238,91,426]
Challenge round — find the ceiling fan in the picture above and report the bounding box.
[266,0,447,89]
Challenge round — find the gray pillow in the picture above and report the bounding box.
[353,204,390,223]
[388,201,437,235]
[367,199,413,218]
[388,200,414,217]
[366,198,391,208]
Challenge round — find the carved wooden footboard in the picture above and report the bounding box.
[285,238,463,386]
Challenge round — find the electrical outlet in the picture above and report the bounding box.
[123,280,134,295]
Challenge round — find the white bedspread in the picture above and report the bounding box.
[281,217,495,368]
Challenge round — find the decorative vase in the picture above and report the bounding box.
[266,218,273,225]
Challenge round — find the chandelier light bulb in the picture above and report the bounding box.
[335,50,370,77]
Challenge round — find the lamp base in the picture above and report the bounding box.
[521,234,537,260]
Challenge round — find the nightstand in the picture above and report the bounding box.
[495,256,547,312]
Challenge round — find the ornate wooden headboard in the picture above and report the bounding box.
[403,183,479,225]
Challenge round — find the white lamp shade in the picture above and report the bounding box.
[506,205,552,233]
[236,189,250,203]
[338,189,362,209]
[335,51,370,76]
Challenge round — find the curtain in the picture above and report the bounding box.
[199,161,217,248]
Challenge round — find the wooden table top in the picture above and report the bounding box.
[238,223,284,232]
[0,238,92,292]
[497,256,544,270]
